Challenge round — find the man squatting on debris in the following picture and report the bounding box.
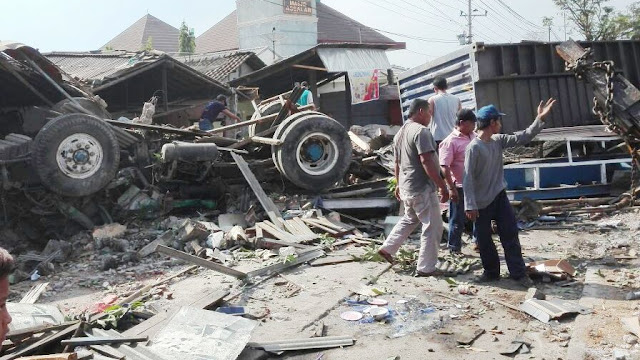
[464,100,556,287]
[438,109,477,255]
[0,247,14,344]
[377,99,453,276]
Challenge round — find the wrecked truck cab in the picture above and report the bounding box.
[0,42,121,197]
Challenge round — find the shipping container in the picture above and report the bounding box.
[398,40,640,134]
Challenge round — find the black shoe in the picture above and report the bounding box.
[474,272,500,283]
[513,276,534,288]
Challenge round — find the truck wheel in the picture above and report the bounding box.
[274,115,351,191]
[249,101,282,137]
[271,111,319,174]
[32,114,120,197]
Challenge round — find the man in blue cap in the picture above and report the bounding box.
[463,99,556,287]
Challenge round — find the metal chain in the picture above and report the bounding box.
[571,58,640,204]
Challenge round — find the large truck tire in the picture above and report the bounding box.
[273,115,351,191]
[249,101,283,137]
[32,114,120,197]
[271,111,319,174]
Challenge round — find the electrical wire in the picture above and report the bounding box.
[475,0,531,38]
[493,0,545,31]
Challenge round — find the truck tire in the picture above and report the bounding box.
[249,101,282,137]
[273,115,351,191]
[271,111,319,174]
[32,114,120,197]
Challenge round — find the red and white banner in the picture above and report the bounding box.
[348,69,380,104]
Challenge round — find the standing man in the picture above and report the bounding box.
[296,81,316,110]
[378,99,452,276]
[464,100,556,287]
[428,77,461,144]
[0,247,13,344]
[439,109,477,254]
[199,94,242,131]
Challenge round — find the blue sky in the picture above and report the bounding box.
[0,0,634,68]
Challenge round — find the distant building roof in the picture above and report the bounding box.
[175,50,266,83]
[316,3,402,48]
[196,3,404,54]
[195,11,240,54]
[102,14,180,53]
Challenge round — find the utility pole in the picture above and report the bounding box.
[272,27,276,62]
[460,0,487,44]
[563,10,567,40]
[543,17,553,42]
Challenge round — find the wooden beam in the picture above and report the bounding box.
[0,323,81,360]
[155,245,247,279]
[60,336,148,347]
[14,353,77,360]
[246,248,324,279]
[293,64,328,72]
[251,136,282,146]
[230,152,283,225]
[202,113,278,135]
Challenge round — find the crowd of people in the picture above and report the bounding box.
[379,76,556,288]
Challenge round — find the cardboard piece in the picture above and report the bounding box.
[527,259,576,279]
[520,298,590,323]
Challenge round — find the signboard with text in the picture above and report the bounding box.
[284,0,313,15]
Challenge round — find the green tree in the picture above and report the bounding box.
[178,21,196,54]
[144,37,154,51]
[612,2,640,40]
[553,0,618,40]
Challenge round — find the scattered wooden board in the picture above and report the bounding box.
[19,283,49,304]
[310,255,355,267]
[155,245,246,279]
[60,336,148,347]
[14,353,77,360]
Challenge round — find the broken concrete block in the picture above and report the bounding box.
[92,223,127,240]
[176,220,209,244]
[218,213,248,232]
[525,287,546,300]
[206,231,226,249]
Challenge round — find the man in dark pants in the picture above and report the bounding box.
[439,109,477,254]
[463,100,556,287]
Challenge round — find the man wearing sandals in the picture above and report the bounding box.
[464,100,556,287]
[378,99,453,277]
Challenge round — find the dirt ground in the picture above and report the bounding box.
[7,208,640,360]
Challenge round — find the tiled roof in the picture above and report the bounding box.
[175,50,265,83]
[196,4,404,54]
[195,11,240,54]
[102,14,180,53]
[316,3,399,46]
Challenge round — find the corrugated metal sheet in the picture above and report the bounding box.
[398,40,640,134]
[398,46,476,120]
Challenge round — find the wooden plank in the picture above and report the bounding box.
[0,323,80,360]
[256,238,314,250]
[230,152,282,225]
[293,218,317,236]
[19,283,49,304]
[251,136,282,146]
[6,322,79,342]
[138,230,173,258]
[309,255,355,267]
[301,218,339,235]
[60,336,148,347]
[204,113,278,135]
[246,248,325,279]
[155,245,246,279]
[117,265,198,306]
[229,127,277,149]
[348,131,371,153]
[260,221,297,242]
[15,353,77,360]
[292,64,328,72]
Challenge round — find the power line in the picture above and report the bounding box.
[414,0,499,43]
[476,0,530,38]
[394,0,465,33]
[493,0,545,31]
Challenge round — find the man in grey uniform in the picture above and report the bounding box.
[378,99,452,276]
[463,100,555,287]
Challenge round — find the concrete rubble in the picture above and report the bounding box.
[3,41,640,360]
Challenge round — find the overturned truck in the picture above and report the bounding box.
[0,42,351,237]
